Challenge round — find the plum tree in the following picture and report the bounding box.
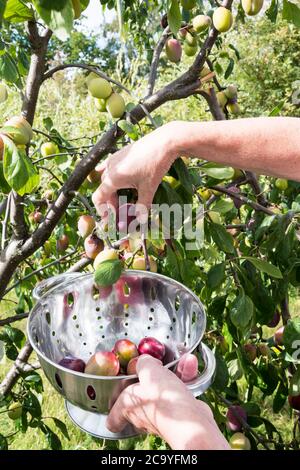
[258,343,270,357]
[180,0,196,9]
[132,255,158,272]
[242,0,264,16]
[85,351,120,376]
[208,210,222,224]
[227,102,241,115]
[56,234,69,253]
[0,83,8,103]
[41,142,58,157]
[226,405,247,432]
[71,0,81,19]
[106,93,126,118]
[267,310,280,328]
[192,15,212,33]
[175,353,198,382]
[213,7,233,33]
[165,39,182,63]
[275,178,288,191]
[7,402,23,420]
[29,211,43,224]
[84,234,104,259]
[138,337,165,360]
[59,356,86,372]
[113,339,139,368]
[78,214,96,238]
[93,248,119,269]
[229,432,251,450]
[88,77,112,99]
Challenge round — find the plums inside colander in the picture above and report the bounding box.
[113,339,139,369]
[58,356,86,373]
[138,337,165,361]
[85,351,120,376]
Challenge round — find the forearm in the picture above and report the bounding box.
[166,117,300,181]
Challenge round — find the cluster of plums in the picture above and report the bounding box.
[77,204,158,272]
[165,0,264,65]
[58,336,166,377]
[86,73,125,119]
[216,85,241,116]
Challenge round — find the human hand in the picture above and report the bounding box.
[92,123,179,220]
[106,354,230,450]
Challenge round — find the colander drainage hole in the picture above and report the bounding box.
[35,334,39,344]
[52,331,55,336]
[150,307,154,313]
[149,316,153,321]
[175,295,180,311]
[192,312,197,324]
[87,385,96,400]
[45,312,51,325]
[92,285,100,301]
[91,406,97,410]
[67,293,74,307]
[125,313,129,318]
[96,307,100,312]
[72,315,77,320]
[147,326,151,330]
[55,373,62,389]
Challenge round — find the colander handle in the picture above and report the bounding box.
[186,343,216,398]
[32,273,82,300]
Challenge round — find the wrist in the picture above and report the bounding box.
[161,121,186,165]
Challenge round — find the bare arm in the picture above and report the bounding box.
[92,117,300,212]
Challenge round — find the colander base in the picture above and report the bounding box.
[65,400,140,440]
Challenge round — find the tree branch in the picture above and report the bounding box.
[146,26,170,97]
[245,171,269,207]
[10,191,28,241]
[42,63,131,95]
[0,311,29,327]
[210,185,276,215]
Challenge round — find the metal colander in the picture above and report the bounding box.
[28,271,215,439]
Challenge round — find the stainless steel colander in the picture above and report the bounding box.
[28,271,215,439]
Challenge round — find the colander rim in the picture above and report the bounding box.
[27,270,206,380]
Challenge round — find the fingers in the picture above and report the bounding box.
[136,186,156,224]
[92,180,118,217]
[106,384,139,433]
[175,353,199,383]
[136,354,164,385]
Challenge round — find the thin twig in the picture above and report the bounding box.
[1,192,11,250]
[210,185,275,215]
[0,312,29,327]
[146,26,170,97]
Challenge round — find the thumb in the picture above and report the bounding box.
[136,186,155,224]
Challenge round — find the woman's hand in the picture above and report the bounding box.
[92,123,178,220]
[106,354,230,450]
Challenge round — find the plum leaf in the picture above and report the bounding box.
[2,135,40,196]
[3,0,33,23]
[0,433,8,450]
[283,317,300,361]
[242,257,283,279]
[230,289,254,332]
[33,0,74,41]
[201,163,235,180]
[94,259,124,287]
[207,262,226,290]
[167,0,181,35]
[209,223,235,254]
[282,0,300,28]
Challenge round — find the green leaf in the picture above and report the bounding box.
[289,367,300,395]
[2,135,40,196]
[0,433,8,450]
[207,262,226,290]
[228,43,240,60]
[0,52,19,83]
[242,257,283,279]
[266,0,278,22]
[4,0,33,22]
[41,424,62,450]
[94,259,123,288]
[283,317,300,360]
[212,352,229,391]
[282,0,300,27]
[224,58,234,79]
[230,289,254,331]
[3,325,26,348]
[118,120,138,140]
[273,381,288,413]
[33,0,74,40]
[0,161,10,193]
[201,164,235,180]
[52,418,70,440]
[167,0,181,35]
[165,245,181,280]
[210,223,235,254]
[24,391,42,418]
[0,0,7,22]
[269,101,285,116]
[172,158,193,194]
[227,357,243,381]
[212,198,234,214]
[35,0,69,10]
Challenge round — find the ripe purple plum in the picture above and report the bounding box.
[165,39,182,63]
[288,394,300,411]
[267,310,280,328]
[175,353,198,382]
[138,337,165,361]
[244,343,257,362]
[85,351,120,376]
[229,185,243,209]
[113,339,139,368]
[84,234,104,259]
[78,214,96,238]
[59,355,86,373]
[274,326,284,346]
[127,356,140,375]
[226,405,247,432]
